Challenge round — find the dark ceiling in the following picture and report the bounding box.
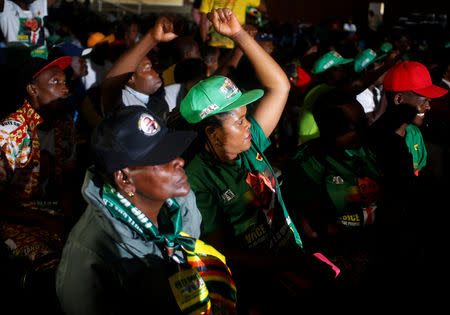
[264,0,448,26]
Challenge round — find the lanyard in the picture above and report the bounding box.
[241,141,303,248]
[102,183,183,250]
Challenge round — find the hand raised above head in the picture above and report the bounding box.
[149,16,179,43]
[207,8,243,39]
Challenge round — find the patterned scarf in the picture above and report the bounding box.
[7,100,43,198]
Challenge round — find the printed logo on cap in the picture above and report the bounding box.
[323,60,335,70]
[200,104,219,119]
[363,50,377,66]
[220,78,239,99]
[333,51,343,59]
[138,113,160,136]
[361,58,370,67]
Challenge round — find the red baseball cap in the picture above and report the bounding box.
[32,56,72,79]
[384,61,448,98]
[288,66,311,87]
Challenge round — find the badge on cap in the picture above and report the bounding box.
[220,78,239,99]
[138,113,160,136]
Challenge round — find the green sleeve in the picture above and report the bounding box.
[185,160,224,237]
[298,109,320,144]
[405,124,427,172]
[190,187,223,236]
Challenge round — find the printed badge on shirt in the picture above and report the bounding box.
[169,268,210,313]
[17,17,47,58]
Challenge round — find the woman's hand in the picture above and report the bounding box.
[149,16,178,43]
[207,8,243,39]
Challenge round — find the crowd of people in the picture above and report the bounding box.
[1,0,449,313]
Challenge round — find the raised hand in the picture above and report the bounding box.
[150,16,178,43]
[207,8,242,39]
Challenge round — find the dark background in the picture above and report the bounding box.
[259,0,447,26]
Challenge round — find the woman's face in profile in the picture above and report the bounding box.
[212,106,252,156]
[128,157,190,201]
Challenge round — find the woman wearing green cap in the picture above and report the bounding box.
[180,8,338,312]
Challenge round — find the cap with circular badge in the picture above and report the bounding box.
[180,76,264,124]
[91,106,197,173]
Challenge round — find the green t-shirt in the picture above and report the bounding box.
[283,140,381,230]
[186,116,302,252]
[405,124,427,175]
[297,83,335,144]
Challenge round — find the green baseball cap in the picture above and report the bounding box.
[180,76,264,124]
[311,50,353,74]
[354,48,377,72]
[374,42,393,62]
[380,42,393,53]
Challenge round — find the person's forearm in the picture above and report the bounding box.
[105,31,158,79]
[200,13,209,43]
[231,29,289,137]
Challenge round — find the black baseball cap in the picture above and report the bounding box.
[90,106,197,174]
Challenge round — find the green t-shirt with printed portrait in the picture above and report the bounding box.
[185,116,302,253]
[283,140,381,230]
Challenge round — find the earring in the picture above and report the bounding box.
[128,191,134,197]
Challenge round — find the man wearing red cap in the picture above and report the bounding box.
[1,56,72,210]
[369,60,448,177]
[0,57,79,304]
[366,60,447,292]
